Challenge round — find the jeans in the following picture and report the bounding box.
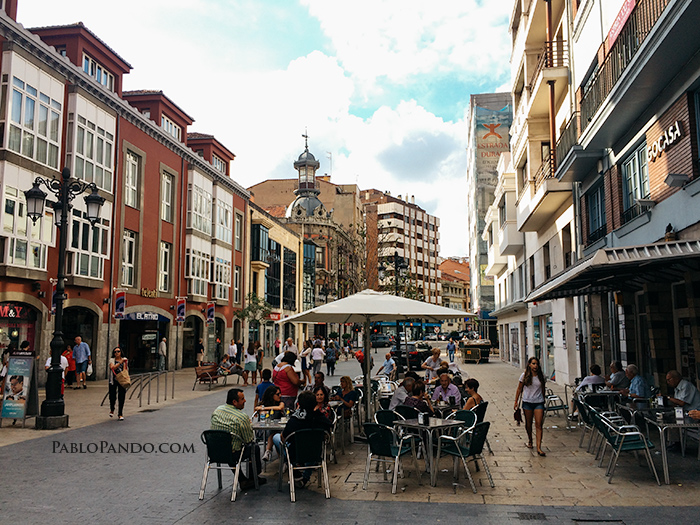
[448,350,455,362]
[159,355,166,371]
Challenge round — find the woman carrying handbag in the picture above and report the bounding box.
[108,346,130,421]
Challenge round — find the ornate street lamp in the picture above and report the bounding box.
[25,167,104,426]
[378,250,409,369]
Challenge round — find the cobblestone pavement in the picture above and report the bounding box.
[2,348,700,523]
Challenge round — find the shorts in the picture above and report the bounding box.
[75,361,88,374]
[244,362,257,372]
[522,401,545,411]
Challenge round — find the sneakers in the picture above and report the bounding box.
[109,412,114,418]
[118,416,124,421]
[262,449,272,462]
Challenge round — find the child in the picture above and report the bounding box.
[255,369,274,407]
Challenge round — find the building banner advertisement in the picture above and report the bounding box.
[206,302,215,324]
[114,291,126,319]
[1,354,34,419]
[176,298,186,323]
[473,104,513,176]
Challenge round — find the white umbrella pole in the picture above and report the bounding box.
[363,317,372,425]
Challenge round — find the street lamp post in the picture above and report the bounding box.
[25,167,105,427]
[378,250,409,373]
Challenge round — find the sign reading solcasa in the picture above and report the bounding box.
[647,121,682,162]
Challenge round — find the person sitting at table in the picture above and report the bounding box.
[313,386,333,418]
[254,385,285,462]
[432,373,461,406]
[421,348,442,382]
[332,375,359,419]
[403,380,434,415]
[254,369,274,408]
[376,352,397,380]
[462,378,483,411]
[389,377,415,410]
[311,371,330,398]
[620,364,651,404]
[576,364,606,393]
[606,360,630,391]
[663,370,700,411]
[273,390,332,488]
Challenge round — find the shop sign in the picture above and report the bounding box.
[267,312,281,321]
[206,302,215,324]
[123,312,168,322]
[647,121,682,162]
[0,303,32,320]
[140,288,158,298]
[1,353,34,419]
[114,290,126,319]
[608,0,636,47]
[176,298,186,323]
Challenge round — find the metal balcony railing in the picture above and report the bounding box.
[587,224,607,245]
[534,150,556,191]
[555,112,580,168]
[530,40,569,88]
[580,0,671,133]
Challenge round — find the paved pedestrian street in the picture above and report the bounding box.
[2,352,700,524]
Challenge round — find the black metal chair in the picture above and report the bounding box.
[394,405,420,420]
[363,422,422,494]
[199,430,258,502]
[435,421,495,493]
[375,409,405,427]
[283,428,331,502]
[470,402,493,454]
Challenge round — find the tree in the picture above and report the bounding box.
[234,293,272,341]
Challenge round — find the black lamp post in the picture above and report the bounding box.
[378,250,409,370]
[25,167,104,425]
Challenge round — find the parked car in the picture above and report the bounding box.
[370,334,392,348]
[424,333,438,341]
[390,341,432,372]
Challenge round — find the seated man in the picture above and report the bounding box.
[664,370,700,411]
[210,388,265,489]
[421,348,442,382]
[570,364,606,418]
[389,377,415,410]
[376,352,397,379]
[606,360,630,391]
[431,373,461,406]
[620,364,651,404]
[274,390,332,488]
[218,355,242,377]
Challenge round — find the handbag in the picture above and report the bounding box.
[115,369,131,389]
[514,408,522,426]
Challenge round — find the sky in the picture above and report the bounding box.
[20,0,513,256]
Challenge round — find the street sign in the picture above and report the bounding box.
[434,326,439,333]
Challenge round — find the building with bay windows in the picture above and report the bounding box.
[0,3,251,383]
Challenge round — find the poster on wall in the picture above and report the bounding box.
[1,352,35,420]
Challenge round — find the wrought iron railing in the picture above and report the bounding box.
[534,150,556,191]
[621,200,654,224]
[580,0,671,132]
[555,112,580,169]
[587,224,607,245]
[530,40,569,88]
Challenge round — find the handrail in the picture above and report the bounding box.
[101,370,176,407]
[534,150,556,191]
[530,40,569,89]
[580,0,671,133]
[555,112,580,169]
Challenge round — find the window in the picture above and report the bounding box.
[282,248,297,310]
[1,186,52,269]
[234,213,243,251]
[212,154,226,173]
[125,151,140,208]
[7,76,62,168]
[587,183,606,242]
[161,172,174,222]
[213,257,231,301]
[233,266,241,304]
[161,115,181,141]
[122,230,137,287]
[265,241,281,308]
[216,201,232,244]
[187,185,212,235]
[185,249,210,297]
[70,114,113,192]
[66,210,109,279]
[159,241,171,292]
[83,54,115,91]
[622,143,649,211]
[251,224,269,261]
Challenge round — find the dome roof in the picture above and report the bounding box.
[285,195,328,219]
[294,147,320,170]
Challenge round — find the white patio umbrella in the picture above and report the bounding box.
[278,289,474,422]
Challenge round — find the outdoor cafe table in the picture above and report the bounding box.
[394,417,462,486]
[432,403,459,419]
[639,408,700,485]
[252,417,289,491]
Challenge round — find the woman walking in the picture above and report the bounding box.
[243,343,257,385]
[311,341,325,376]
[514,357,547,456]
[108,346,128,421]
[299,339,313,385]
[325,341,337,376]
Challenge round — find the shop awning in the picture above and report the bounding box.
[525,240,700,302]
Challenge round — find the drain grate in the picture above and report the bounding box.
[140,409,159,412]
[516,512,547,521]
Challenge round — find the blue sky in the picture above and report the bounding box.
[20,0,512,256]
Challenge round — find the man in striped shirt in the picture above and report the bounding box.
[211,388,265,487]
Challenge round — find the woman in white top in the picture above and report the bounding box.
[514,357,547,456]
[311,342,325,375]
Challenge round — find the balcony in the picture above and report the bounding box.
[528,40,569,118]
[578,0,700,152]
[517,153,572,232]
[498,221,525,256]
[554,112,604,182]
